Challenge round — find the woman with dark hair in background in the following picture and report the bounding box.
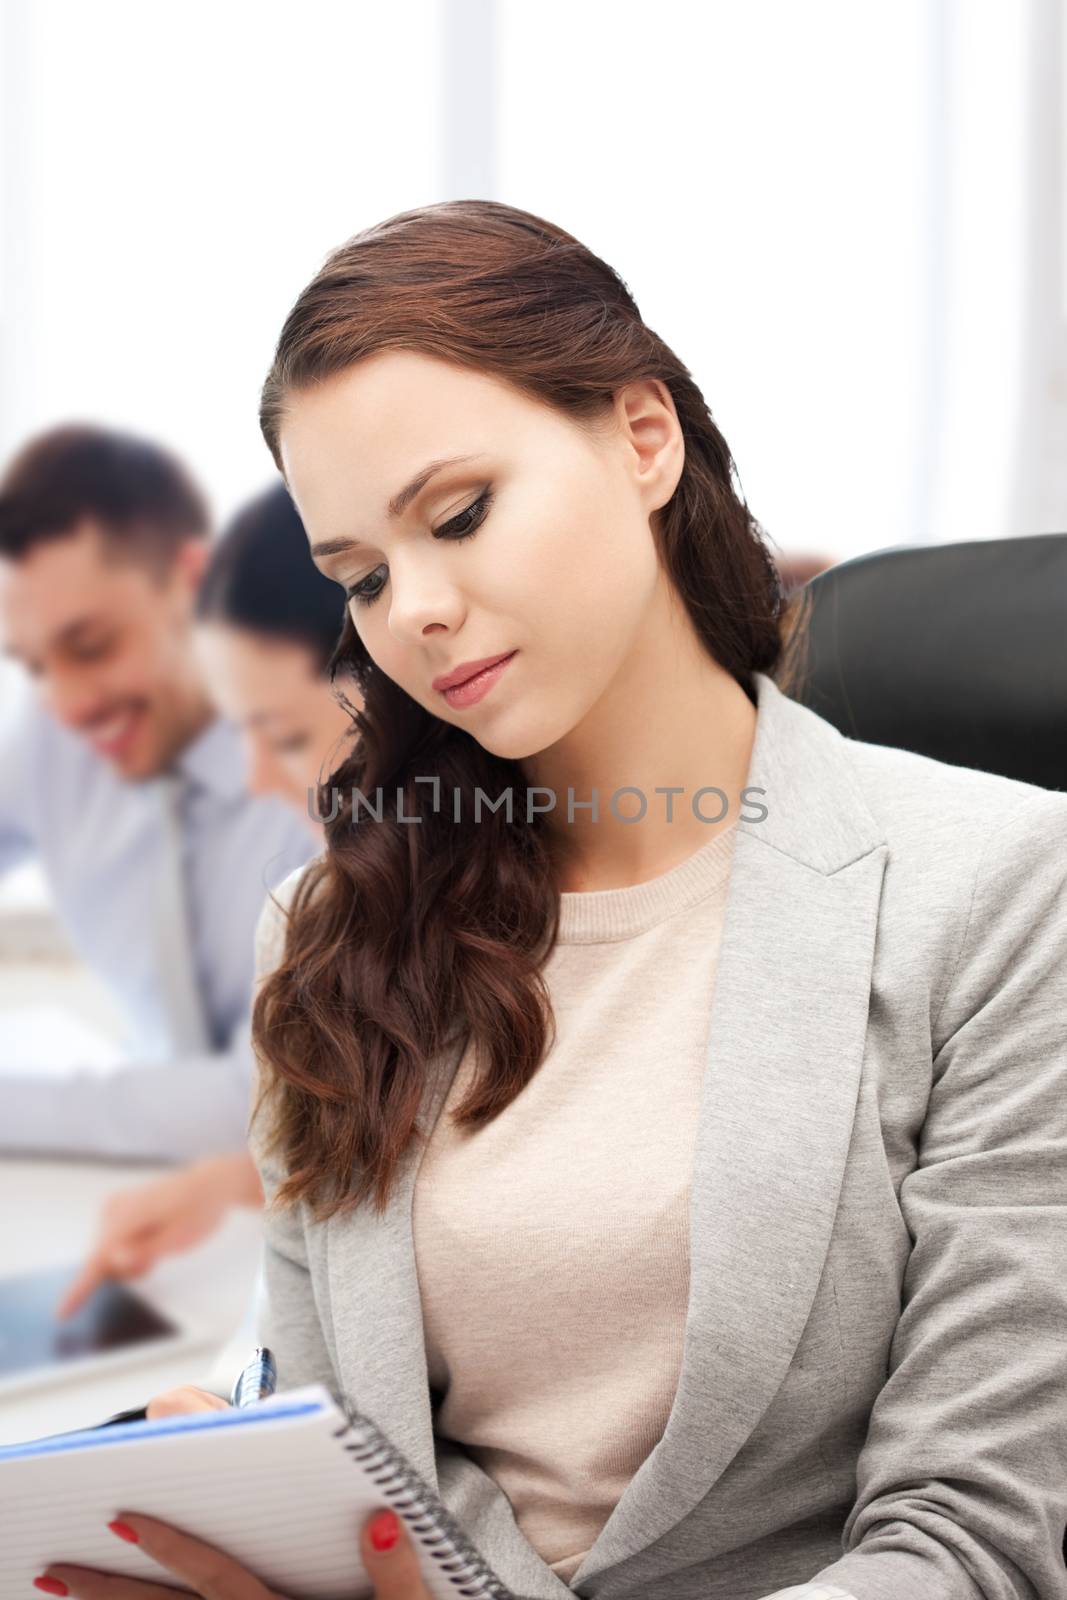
[59,483,357,1317]
[43,202,1067,1600]
[194,481,357,816]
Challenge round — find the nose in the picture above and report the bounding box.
[245,737,284,800]
[384,555,465,645]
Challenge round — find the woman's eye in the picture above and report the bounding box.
[272,734,311,754]
[436,487,493,542]
[344,488,494,609]
[346,566,388,607]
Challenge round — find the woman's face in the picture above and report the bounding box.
[277,349,682,764]
[194,622,356,830]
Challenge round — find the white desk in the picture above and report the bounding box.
[0,941,265,1447]
[0,1155,264,1445]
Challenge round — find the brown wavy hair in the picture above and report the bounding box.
[252,199,813,1220]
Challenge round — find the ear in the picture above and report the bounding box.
[172,536,212,594]
[614,379,685,515]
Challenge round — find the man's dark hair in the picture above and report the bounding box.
[0,423,210,565]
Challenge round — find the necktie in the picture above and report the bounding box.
[152,770,212,1055]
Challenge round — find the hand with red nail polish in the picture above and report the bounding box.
[33,1503,435,1597]
[359,1506,434,1598]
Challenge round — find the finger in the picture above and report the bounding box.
[107,1243,154,1277]
[56,1256,111,1320]
[360,1508,433,1600]
[146,1213,213,1259]
[145,1387,231,1420]
[105,1511,276,1600]
[57,1216,160,1318]
[35,1564,184,1598]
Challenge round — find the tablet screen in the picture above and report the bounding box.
[0,1266,179,1379]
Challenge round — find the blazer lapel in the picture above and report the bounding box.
[567,672,888,1585]
[323,670,887,1588]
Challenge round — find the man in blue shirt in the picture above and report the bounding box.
[0,424,315,1160]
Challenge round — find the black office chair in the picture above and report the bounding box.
[787,530,1067,1566]
[786,532,1067,792]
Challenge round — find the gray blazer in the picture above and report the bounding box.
[251,670,1067,1600]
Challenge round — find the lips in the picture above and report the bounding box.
[84,705,144,759]
[432,651,516,693]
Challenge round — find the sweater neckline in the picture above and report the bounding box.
[555,821,739,945]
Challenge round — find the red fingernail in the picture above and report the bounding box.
[369,1508,400,1551]
[33,1580,69,1596]
[108,1519,140,1544]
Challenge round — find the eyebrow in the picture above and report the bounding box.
[310,454,486,561]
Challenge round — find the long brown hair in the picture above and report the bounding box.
[253,199,812,1219]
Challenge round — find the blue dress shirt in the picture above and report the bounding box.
[0,679,315,1160]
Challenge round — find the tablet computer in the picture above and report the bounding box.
[0,1264,201,1399]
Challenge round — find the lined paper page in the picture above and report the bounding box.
[0,1386,493,1600]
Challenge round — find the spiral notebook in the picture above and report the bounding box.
[0,1384,514,1600]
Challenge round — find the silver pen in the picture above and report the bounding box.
[229,1346,278,1408]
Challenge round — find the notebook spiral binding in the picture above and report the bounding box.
[332,1413,516,1600]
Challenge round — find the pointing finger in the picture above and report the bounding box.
[55,1257,110,1321]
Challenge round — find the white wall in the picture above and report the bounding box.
[0,0,1060,589]
[494,0,1056,562]
[0,0,444,529]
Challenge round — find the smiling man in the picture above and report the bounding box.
[0,424,313,1159]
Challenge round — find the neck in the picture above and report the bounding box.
[164,684,219,767]
[520,574,758,893]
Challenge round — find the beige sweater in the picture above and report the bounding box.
[412,820,739,1584]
